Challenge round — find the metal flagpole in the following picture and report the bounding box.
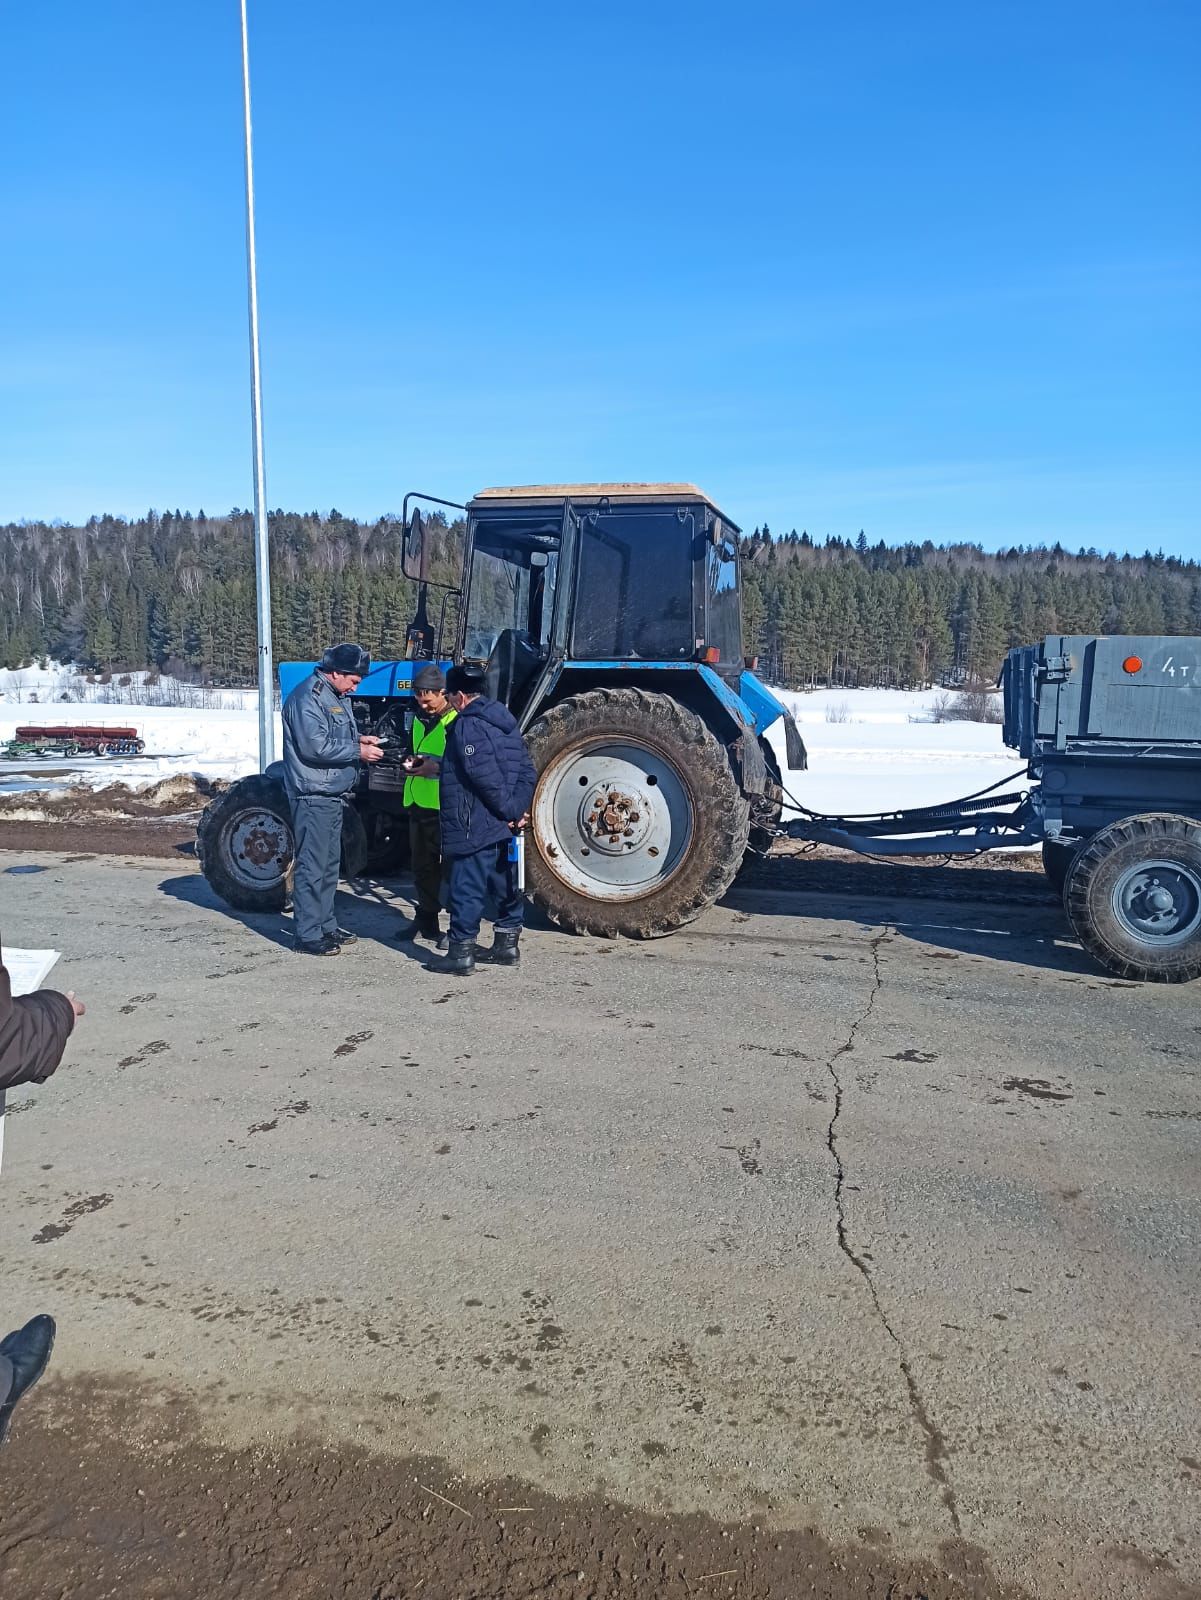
[239,0,275,768]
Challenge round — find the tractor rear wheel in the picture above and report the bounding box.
[526,688,750,938]
[196,773,294,912]
[1064,812,1201,982]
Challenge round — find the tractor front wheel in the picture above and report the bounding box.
[196,773,294,912]
[526,688,750,938]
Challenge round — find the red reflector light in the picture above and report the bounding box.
[744,655,760,671]
[1122,655,1143,674]
[699,646,721,665]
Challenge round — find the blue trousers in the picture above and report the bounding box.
[447,840,523,945]
[291,795,343,945]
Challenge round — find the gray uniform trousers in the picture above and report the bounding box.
[291,795,344,945]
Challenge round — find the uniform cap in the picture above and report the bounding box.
[320,642,370,676]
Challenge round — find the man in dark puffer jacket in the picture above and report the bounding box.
[432,663,537,975]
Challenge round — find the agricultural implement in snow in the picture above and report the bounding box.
[196,484,1201,982]
[7,724,145,757]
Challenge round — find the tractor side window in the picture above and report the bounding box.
[573,513,692,659]
[706,533,742,667]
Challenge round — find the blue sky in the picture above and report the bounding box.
[2,1,1198,554]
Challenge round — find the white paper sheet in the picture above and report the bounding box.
[1,947,62,1173]
[5,948,61,997]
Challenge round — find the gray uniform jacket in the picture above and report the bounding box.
[282,671,361,798]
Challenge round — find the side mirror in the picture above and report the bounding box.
[403,508,425,581]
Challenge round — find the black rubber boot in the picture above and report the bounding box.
[477,929,520,966]
[426,939,476,976]
[421,913,449,952]
[0,1314,56,1447]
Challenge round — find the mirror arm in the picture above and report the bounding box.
[401,490,467,528]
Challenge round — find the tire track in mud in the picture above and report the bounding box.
[821,925,964,1536]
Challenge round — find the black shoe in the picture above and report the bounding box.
[331,927,358,945]
[294,938,339,956]
[477,929,521,966]
[426,939,476,976]
[393,916,422,941]
[0,1314,56,1446]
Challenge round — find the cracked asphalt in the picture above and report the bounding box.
[1,849,1199,1599]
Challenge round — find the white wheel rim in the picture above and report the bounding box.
[532,740,693,902]
[225,808,293,888]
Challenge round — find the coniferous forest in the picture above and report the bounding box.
[2,509,1200,689]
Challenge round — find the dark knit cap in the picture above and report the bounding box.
[319,642,370,676]
[412,662,446,692]
[447,661,488,696]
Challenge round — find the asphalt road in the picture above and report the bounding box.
[1,849,1198,1598]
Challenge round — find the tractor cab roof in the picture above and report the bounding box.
[470,483,739,532]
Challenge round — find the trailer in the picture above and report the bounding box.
[781,634,1201,982]
[10,724,146,757]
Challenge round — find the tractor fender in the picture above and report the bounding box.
[729,727,770,797]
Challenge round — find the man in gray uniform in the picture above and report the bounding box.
[282,641,383,955]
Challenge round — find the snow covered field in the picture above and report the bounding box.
[2,664,1025,820]
[770,688,1023,819]
[0,665,274,796]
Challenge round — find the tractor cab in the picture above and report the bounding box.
[406,484,747,724]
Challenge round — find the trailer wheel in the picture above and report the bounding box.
[526,688,751,938]
[1065,813,1201,982]
[196,773,294,912]
[1042,838,1084,899]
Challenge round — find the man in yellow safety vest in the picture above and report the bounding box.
[396,663,456,949]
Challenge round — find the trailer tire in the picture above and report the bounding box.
[196,773,294,912]
[526,688,750,938]
[1065,813,1201,982]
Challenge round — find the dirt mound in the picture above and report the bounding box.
[0,1375,1044,1600]
[0,772,222,823]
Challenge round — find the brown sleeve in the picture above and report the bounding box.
[0,964,76,1091]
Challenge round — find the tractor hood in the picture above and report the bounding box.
[277,659,452,702]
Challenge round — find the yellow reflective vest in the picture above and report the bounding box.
[404,708,457,810]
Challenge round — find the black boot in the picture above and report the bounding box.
[393,915,422,941]
[477,929,521,966]
[420,912,449,952]
[426,939,476,975]
[0,1314,56,1446]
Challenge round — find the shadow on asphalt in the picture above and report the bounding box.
[158,871,434,962]
[722,878,1105,979]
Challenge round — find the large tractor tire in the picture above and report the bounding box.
[1064,812,1201,983]
[526,687,751,938]
[196,772,294,912]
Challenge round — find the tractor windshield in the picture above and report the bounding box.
[462,517,559,661]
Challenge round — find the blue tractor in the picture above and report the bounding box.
[197,483,808,938]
